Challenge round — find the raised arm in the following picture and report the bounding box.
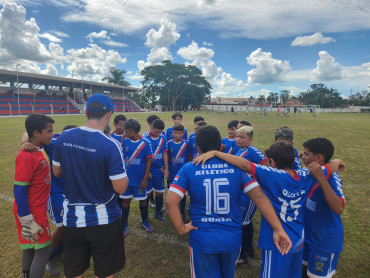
[325,159,346,173]
[193,150,251,172]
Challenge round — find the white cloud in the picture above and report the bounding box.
[101,40,128,48]
[311,51,342,81]
[58,1,370,39]
[50,30,69,38]
[86,30,110,43]
[292,32,335,47]
[247,48,291,84]
[138,19,180,72]
[39,32,62,43]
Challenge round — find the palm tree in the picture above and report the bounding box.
[280,90,290,105]
[257,95,266,104]
[102,67,131,86]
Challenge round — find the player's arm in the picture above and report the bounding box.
[194,150,251,172]
[163,152,169,179]
[166,191,197,235]
[307,162,345,214]
[325,159,346,173]
[112,177,129,195]
[52,164,62,177]
[247,186,292,255]
[140,157,152,189]
[20,132,38,152]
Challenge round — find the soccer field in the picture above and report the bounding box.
[0,111,369,278]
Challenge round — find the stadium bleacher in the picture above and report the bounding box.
[111,98,141,112]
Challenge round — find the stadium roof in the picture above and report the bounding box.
[0,69,142,94]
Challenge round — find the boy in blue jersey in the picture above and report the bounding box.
[166,112,188,141]
[167,125,292,278]
[189,121,207,160]
[300,138,345,278]
[143,119,168,222]
[167,124,191,222]
[220,120,239,154]
[121,118,154,236]
[234,124,268,264]
[53,94,128,278]
[194,141,345,278]
[110,114,126,142]
[188,116,204,150]
[275,126,302,170]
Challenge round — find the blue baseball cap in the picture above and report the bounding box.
[86,94,114,112]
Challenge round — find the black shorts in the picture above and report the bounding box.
[63,218,125,278]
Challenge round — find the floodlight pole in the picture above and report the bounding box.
[16,64,20,115]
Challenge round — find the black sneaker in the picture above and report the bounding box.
[46,258,60,276]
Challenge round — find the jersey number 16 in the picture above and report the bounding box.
[203,178,230,215]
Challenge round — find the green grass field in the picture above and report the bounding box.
[0,111,369,277]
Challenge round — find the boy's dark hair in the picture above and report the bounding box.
[86,102,111,120]
[173,124,184,132]
[123,118,141,133]
[193,116,204,123]
[228,120,239,129]
[303,138,334,163]
[114,114,127,124]
[275,126,293,141]
[265,141,295,169]
[152,119,165,131]
[239,120,252,127]
[25,113,54,138]
[172,112,183,119]
[196,121,207,127]
[196,125,221,153]
[147,115,160,124]
[63,125,78,131]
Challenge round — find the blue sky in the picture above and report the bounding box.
[0,0,369,98]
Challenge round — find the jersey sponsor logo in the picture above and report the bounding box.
[282,189,306,198]
[306,198,316,211]
[201,217,232,223]
[125,158,141,166]
[173,175,179,183]
[62,142,96,153]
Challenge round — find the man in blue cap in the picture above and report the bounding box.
[52,94,129,278]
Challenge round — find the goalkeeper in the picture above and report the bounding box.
[13,113,54,278]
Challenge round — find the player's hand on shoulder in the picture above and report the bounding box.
[307,162,325,178]
[193,151,216,166]
[332,159,346,172]
[21,142,38,152]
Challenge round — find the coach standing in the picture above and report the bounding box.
[52,94,128,278]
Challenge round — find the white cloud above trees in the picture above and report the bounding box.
[311,51,342,81]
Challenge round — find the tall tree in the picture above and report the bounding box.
[280,90,290,105]
[257,95,266,104]
[140,60,211,110]
[102,67,131,86]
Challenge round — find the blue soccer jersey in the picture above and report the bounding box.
[249,163,331,253]
[304,172,345,252]
[143,132,168,175]
[293,147,302,170]
[110,131,124,143]
[166,126,188,141]
[53,126,127,228]
[122,136,153,187]
[143,130,165,137]
[170,157,260,253]
[188,133,198,160]
[221,137,239,154]
[167,139,190,183]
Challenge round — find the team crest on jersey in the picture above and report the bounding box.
[173,175,179,183]
[126,146,129,151]
[41,159,47,168]
[314,261,325,272]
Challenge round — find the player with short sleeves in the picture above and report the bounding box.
[221,120,239,154]
[274,127,302,170]
[110,114,126,142]
[167,126,292,278]
[189,121,207,160]
[166,112,188,141]
[301,138,345,278]
[120,119,154,236]
[193,141,345,278]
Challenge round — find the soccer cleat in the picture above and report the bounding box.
[153,211,166,222]
[237,255,247,266]
[123,225,128,238]
[149,200,156,208]
[141,221,154,233]
[46,258,60,276]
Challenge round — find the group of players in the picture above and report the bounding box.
[13,93,345,278]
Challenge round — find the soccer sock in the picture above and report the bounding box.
[180,194,187,215]
[122,207,130,226]
[140,204,149,222]
[245,222,254,252]
[30,245,52,278]
[240,225,248,257]
[149,191,154,202]
[22,271,30,278]
[155,195,163,213]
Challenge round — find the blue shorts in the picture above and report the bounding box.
[303,243,340,278]
[47,191,65,227]
[260,249,302,278]
[120,185,147,201]
[240,199,257,225]
[148,172,165,193]
[189,246,239,278]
